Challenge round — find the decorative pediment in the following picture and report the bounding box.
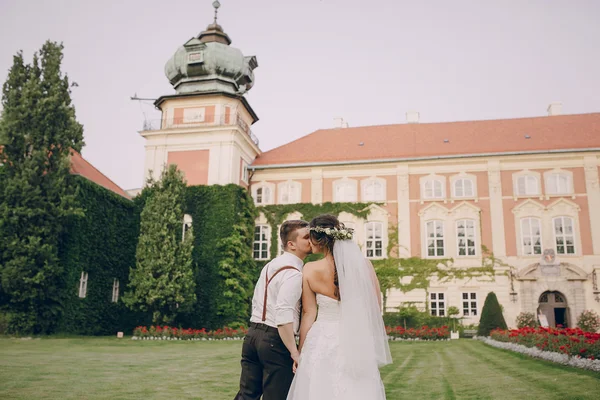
[364,203,390,219]
[547,198,581,214]
[450,201,481,218]
[511,199,545,216]
[517,262,588,281]
[283,211,303,221]
[418,202,449,218]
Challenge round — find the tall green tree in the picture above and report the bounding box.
[215,223,255,326]
[373,259,402,311]
[477,291,508,336]
[123,164,196,325]
[0,42,84,333]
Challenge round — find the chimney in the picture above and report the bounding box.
[547,102,562,116]
[334,117,348,128]
[406,111,420,123]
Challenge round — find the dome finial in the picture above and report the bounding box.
[212,0,221,25]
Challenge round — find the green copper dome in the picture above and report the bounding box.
[164,11,258,95]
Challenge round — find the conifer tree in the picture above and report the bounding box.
[0,42,84,333]
[123,165,196,325]
[477,291,508,336]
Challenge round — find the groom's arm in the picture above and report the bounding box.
[275,272,302,363]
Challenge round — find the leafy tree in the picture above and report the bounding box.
[215,223,255,326]
[0,42,84,333]
[477,292,508,336]
[123,164,196,325]
[373,259,402,311]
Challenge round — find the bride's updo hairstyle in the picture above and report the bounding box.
[309,214,345,299]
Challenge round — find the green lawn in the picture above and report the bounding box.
[0,338,598,399]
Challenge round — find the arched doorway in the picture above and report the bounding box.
[537,291,570,328]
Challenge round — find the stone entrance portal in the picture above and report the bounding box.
[537,291,570,328]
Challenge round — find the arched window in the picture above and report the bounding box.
[278,181,301,204]
[361,179,385,201]
[423,179,445,199]
[333,179,357,202]
[453,178,474,198]
[545,173,572,195]
[515,175,540,196]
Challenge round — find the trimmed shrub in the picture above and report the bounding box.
[477,292,508,336]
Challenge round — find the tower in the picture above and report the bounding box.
[140,1,260,187]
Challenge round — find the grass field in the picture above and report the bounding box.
[1,337,599,399]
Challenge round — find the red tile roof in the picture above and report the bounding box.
[70,151,131,199]
[252,113,600,167]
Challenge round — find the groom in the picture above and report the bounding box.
[234,220,311,400]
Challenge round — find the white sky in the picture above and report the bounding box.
[1,0,599,189]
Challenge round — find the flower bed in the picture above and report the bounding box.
[132,326,247,340]
[386,325,450,341]
[479,326,600,372]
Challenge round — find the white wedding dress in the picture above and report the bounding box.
[287,293,387,400]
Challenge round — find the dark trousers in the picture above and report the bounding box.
[234,323,294,400]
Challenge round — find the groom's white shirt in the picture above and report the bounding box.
[249,251,303,335]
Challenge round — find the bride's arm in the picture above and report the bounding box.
[298,270,317,353]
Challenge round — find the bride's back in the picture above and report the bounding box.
[304,257,339,301]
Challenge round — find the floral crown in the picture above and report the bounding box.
[309,226,354,240]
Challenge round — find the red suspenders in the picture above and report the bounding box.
[262,265,297,322]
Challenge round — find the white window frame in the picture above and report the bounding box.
[78,272,88,298]
[252,182,275,205]
[255,186,272,205]
[452,176,476,198]
[361,178,386,202]
[553,216,576,255]
[182,214,192,241]
[430,292,446,316]
[333,178,358,203]
[513,171,541,197]
[462,292,477,316]
[425,220,445,258]
[421,175,446,200]
[253,224,271,260]
[544,171,573,196]
[364,221,384,259]
[112,279,120,303]
[241,161,249,184]
[520,217,543,256]
[278,181,301,204]
[456,219,477,257]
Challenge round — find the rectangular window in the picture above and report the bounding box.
[430,292,446,316]
[334,181,357,202]
[426,220,445,257]
[78,272,88,298]
[456,220,476,256]
[365,222,383,258]
[241,161,249,183]
[112,279,120,303]
[253,225,270,260]
[462,292,477,316]
[454,178,474,198]
[553,217,575,255]
[363,180,385,201]
[521,218,542,255]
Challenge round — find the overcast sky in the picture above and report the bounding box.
[1,0,599,189]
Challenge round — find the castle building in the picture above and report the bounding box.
[139,2,600,328]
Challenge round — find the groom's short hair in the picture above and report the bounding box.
[280,220,309,250]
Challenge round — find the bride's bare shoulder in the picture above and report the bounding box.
[303,259,327,274]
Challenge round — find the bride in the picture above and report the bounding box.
[287,214,392,400]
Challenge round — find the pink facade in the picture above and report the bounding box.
[167,150,210,185]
